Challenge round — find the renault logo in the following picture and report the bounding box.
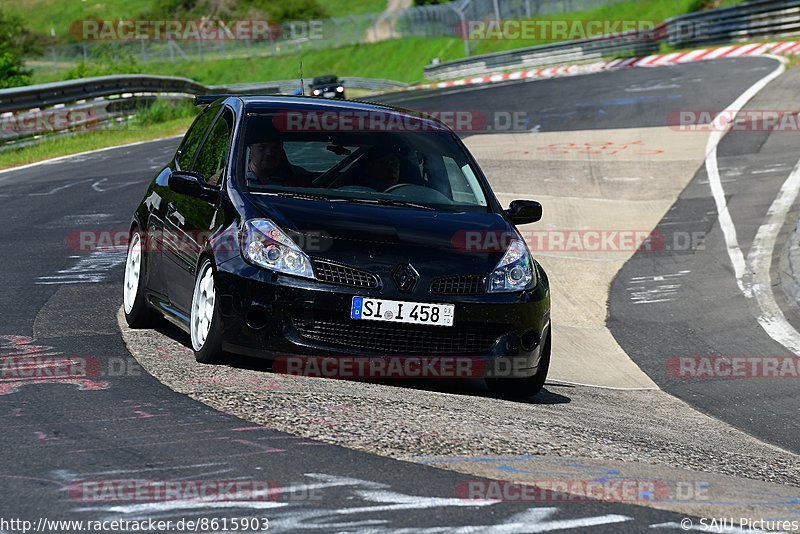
[392,264,419,292]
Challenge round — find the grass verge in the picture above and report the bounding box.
[32,37,465,85]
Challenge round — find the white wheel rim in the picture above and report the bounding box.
[123,233,142,314]
[191,263,216,351]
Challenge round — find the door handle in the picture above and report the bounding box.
[166,203,185,226]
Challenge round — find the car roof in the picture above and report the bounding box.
[238,95,404,114]
[312,75,338,83]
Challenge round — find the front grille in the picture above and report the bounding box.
[313,260,380,289]
[291,312,502,354]
[430,274,487,295]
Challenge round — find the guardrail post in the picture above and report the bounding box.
[333,19,341,47]
[448,3,471,57]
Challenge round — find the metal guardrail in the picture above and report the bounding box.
[425,31,658,80]
[666,0,800,47]
[0,75,408,115]
[0,75,207,114]
[425,0,800,80]
[211,77,408,96]
[0,75,408,146]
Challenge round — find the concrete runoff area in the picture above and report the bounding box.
[463,127,710,388]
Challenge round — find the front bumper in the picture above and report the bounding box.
[214,255,551,378]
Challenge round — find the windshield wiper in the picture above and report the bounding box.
[344,198,438,211]
[266,191,332,202]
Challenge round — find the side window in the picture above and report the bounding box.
[192,110,233,187]
[176,106,218,170]
[443,156,487,206]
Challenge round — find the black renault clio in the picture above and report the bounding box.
[123,95,551,397]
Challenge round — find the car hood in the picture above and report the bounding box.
[246,194,514,275]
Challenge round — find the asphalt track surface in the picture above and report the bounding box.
[608,59,800,453]
[0,57,792,530]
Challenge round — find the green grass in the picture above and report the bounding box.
[0,101,197,170]
[0,0,389,42]
[33,37,465,85]
[0,0,157,42]
[324,0,388,18]
[131,98,198,126]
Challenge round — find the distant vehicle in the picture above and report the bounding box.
[123,95,551,398]
[309,75,345,99]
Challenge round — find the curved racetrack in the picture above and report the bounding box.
[1,56,799,531]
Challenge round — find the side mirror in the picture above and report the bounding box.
[339,79,345,85]
[168,171,218,202]
[506,200,542,225]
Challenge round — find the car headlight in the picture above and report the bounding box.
[336,86,344,92]
[488,238,536,293]
[312,89,321,95]
[242,219,315,279]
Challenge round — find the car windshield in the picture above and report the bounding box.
[239,112,491,212]
[312,76,338,85]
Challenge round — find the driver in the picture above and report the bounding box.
[363,146,402,192]
[246,128,312,188]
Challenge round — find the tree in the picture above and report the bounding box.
[0,51,31,88]
[0,9,37,88]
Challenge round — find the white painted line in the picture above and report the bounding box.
[704,56,786,294]
[744,158,800,354]
[704,54,800,356]
[547,379,659,391]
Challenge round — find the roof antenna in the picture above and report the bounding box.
[299,60,304,96]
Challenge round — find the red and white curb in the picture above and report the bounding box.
[409,41,800,91]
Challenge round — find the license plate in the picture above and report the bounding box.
[351,297,454,327]
[323,91,336,97]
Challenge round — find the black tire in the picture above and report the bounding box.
[190,258,226,364]
[123,229,159,329]
[486,330,551,399]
